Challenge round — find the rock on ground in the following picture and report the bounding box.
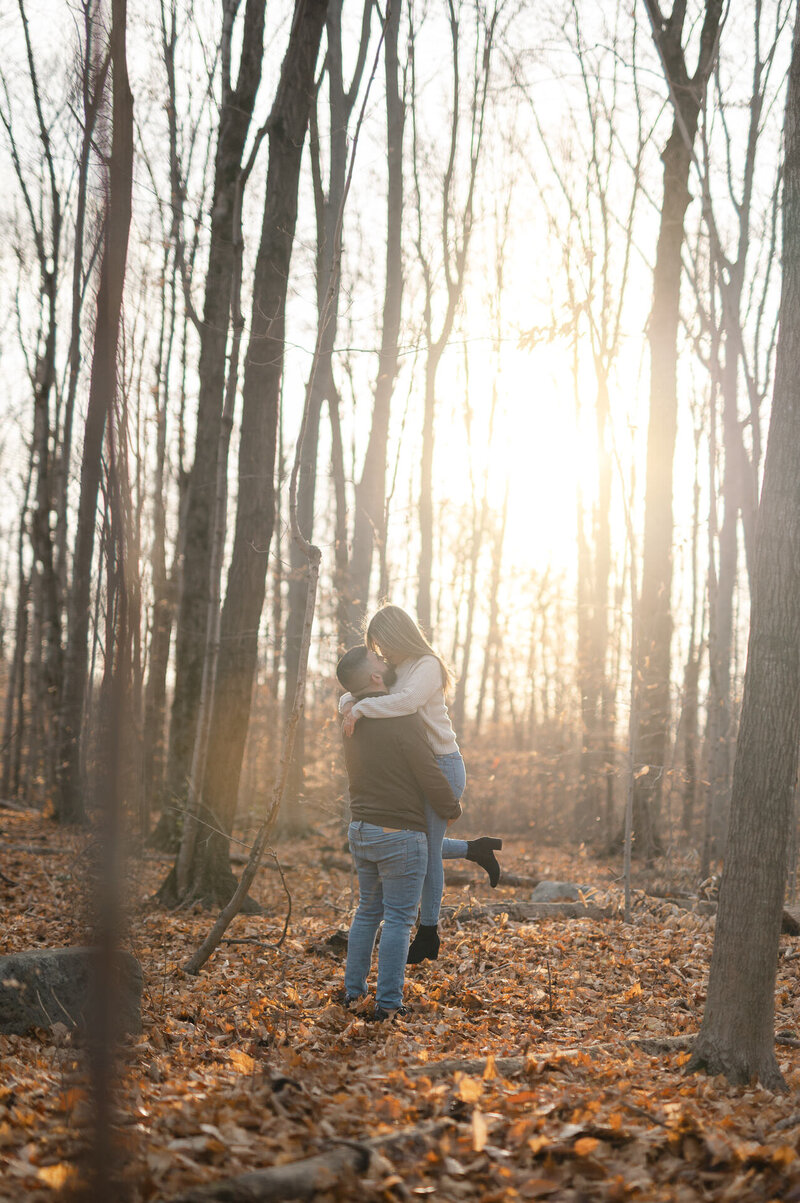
[530,880,593,903]
[0,947,142,1035]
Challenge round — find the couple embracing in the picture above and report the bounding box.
[336,605,503,1022]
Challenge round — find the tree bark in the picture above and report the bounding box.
[688,3,800,1089]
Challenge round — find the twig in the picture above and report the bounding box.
[775,1112,800,1133]
[268,846,292,948]
[545,954,555,1012]
[622,1100,670,1128]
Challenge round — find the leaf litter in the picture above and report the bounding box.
[2,807,800,1201]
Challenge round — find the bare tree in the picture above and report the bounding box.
[163,0,269,831]
[412,0,499,635]
[630,0,723,859]
[282,0,374,812]
[688,0,800,1087]
[160,0,328,907]
[342,0,405,640]
[695,0,790,860]
[0,0,105,806]
[57,0,135,824]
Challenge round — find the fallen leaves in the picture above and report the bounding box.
[2,809,800,1203]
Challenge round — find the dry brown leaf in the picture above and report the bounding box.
[519,1179,561,1198]
[228,1049,257,1075]
[455,1074,484,1103]
[472,1109,488,1152]
[36,1163,79,1190]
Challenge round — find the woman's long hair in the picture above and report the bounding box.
[365,605,454,693]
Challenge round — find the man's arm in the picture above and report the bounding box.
[396,721,462,821]
[350,656,440,720]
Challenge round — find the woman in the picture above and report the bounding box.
[340,604,502,963]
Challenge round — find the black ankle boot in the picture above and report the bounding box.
[466,837,503,887]
[407,924,440,964]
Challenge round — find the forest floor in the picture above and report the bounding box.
[3,804,800,1202]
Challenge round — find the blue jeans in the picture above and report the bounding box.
[420,752,468,925]
[345,821,428,1010]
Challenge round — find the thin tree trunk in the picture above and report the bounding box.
[679,427,703,839]
[87,2,132,1173]
[474,480,509,736]
[413,0,496,634]
[451,368,495,736]
[56,2,107,607]
[283,0,373,813]
[344,0,404,641]
[631,0,723,858]
[56,0,134,824]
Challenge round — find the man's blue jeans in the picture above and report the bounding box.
[345,822,428,1010]
[420,752,468,925]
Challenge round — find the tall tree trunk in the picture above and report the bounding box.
[3,459,34,799]
[283,0,373,813]
[474,481,508,736]
[700,1,773,859]
[452,372,496,735]
[679,426,703,838]
[56,2,106,609]
[165,0,328,906]
[705,344,739,860]
[688,5,800,1086]
[166,0,268,812]
[631,0,723,858]
[56,0,134,824]
[343,0,404,641]
[413,0,496,634]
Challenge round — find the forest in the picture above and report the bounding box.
[3,0,800,1198]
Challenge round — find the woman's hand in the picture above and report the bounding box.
[342,710,359,737]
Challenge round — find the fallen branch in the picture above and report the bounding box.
[164,1118,458,1202]
[0,842,68,856]
[143,850,294,871]
[407,1035,695,1079]
[319,858,540,890]
[441,901,613,923]
[444,870,541,888]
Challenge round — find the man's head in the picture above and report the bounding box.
[336,646,396,697]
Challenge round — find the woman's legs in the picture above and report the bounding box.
[442,835,469,859]
[418,753,466,926]
[410,754,504,965]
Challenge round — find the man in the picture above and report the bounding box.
[336,645,462,1021]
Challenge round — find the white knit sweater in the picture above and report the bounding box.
[342,654,459,757]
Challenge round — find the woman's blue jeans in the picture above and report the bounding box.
[420,752,468,925]
[345,821,428,1010]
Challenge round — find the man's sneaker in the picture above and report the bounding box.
[367,1004,411,1023]
[332,987,362,1009]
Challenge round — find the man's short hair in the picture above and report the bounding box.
[337,645,372,694]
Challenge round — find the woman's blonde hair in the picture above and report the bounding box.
[365,604,454,693]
